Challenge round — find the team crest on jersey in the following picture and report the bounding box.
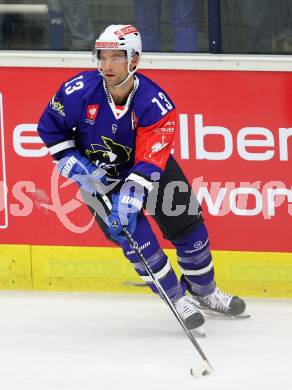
[85,104,99,124]
[86,136,132,176]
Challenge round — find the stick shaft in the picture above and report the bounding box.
[102,194,211,364]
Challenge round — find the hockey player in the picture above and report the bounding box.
[37,24,247,332]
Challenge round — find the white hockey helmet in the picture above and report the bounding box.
[95,24,142,61]
[94,24,142,87]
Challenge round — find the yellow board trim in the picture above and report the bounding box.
[0,244,32,289]
[0,244,292,297]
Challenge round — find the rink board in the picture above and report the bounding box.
[0,57,292,298]
[0,245,31,289]
[0,244,292,298]
[0,66,291,253]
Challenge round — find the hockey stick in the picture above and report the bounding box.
[100,192,213,378]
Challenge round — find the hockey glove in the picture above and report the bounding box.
[108,183,145,244]
[57,150,106,195]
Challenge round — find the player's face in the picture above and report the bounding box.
[99,50,129,86]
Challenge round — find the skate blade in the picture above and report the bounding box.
[230,312,251,319]
[191,325,206,337]
[203,309,251,320]
[190,360,213,378]
[192,301,251,320]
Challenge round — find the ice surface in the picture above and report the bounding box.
[0,291,291,390]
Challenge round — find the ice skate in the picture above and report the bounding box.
[191,287,249,319]
[175,295,206,334]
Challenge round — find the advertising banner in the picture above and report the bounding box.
[0,93,8,229]
[0,67,291,252]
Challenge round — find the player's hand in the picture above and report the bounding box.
[57,150,106,195]
[108,183,145,244]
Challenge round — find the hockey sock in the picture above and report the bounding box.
[172,223,215,296]
[119,216,185,302]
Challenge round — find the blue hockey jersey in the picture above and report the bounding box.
[38,70,176,190]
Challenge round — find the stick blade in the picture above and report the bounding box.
[190,360,213,379]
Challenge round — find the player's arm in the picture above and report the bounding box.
[37,75,83,160]
[37,75,105,194]
[127,108,176,191]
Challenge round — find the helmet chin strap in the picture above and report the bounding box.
[98,60,138,88]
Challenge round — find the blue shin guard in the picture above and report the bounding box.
[119,216,185,302]
[172,223,215,296]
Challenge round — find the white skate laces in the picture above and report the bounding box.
[175,295,205,330]
[196,287,246,316]
[200,288,232,311]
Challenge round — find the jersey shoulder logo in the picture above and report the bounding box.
[149,137,168,157]
[144,135,169,163]
[49,95,66,117]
